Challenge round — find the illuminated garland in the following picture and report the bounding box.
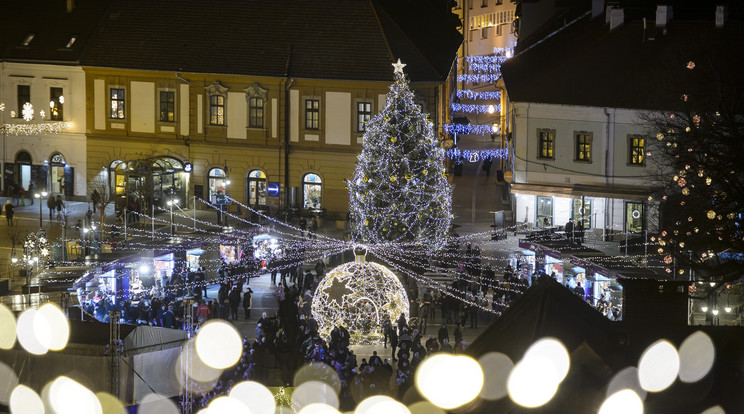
[3,122,73,135]
[347,61,453,247]
[456,74,502,83]
[445,148,508,162]
[455,90,501,100]
[443,123,497,135]
[465,53,512,66]
[450,103,501,114]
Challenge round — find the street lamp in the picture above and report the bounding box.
[34,191,48,228]
[167,198,180,236]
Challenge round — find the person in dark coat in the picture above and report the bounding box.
[4,201,14,225]
[47,195,56,219]
[390,325,399,362]
[243,288,253,320]
[565,218,574,243]
[228,287,241,321]
[437,323,449,347]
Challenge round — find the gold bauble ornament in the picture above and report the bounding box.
[405,174,412,180]
[390,176,397,182]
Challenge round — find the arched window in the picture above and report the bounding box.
[247,170,267,206]
[302,173,322,210]
[208,167,229,202]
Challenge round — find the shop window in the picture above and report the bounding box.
[625,202,644,233]
[208,167,229,202]
[159,91,175,122]
[537,129,555,159]
[572,198,592,229]
[629,135,645,165]
[536,196,553,227]
[247,170,267,206]
[303,173,322,210]
[50,87,64,121]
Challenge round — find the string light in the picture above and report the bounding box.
[445,148,508,161]
[456,90,501,100]
[3,122,73,135]
[443,123,498,135]
[451,103,501,114]
[456,74,502,84]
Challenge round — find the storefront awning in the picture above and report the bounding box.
[512,182,653,201]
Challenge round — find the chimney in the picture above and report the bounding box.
[609,7,624,30]
[592,0,604,18]
[715,5,727,28]
[66,0,74,12]
[656,5,673,27]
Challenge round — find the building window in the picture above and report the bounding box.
[496,24,503,36]
[110,88,125,119]
[481,27,488,39]
[247,170,267,206]
[159,91,175,122]
[210,95,225,125]
[536,196,553,227]
[575,132,592,162]
[50,87,64,121]
[249,97,264,128]
[17,85,30,118]
[572,198,592,229]
[357,102,372,132]
[481,0,487,6]
[625,202,644,233]
[208,167,228,202]
[303,173,322,209]
[305,99,320,130]
[629,135,645,165]
[537,129,555,159]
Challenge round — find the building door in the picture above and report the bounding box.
[247,170,267,206]
[14,151,32,192]
[49,153,66,194]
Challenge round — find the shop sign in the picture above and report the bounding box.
[267,182,280,197]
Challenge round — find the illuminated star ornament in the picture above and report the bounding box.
[323,276,354,307]
[392,58,406,74]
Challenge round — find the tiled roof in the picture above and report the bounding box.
[0,0,112,63]
[502,12,744,110]
[79,0,462,82]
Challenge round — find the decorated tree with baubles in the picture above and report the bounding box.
[645,39,744,290]
[348,59,453,247]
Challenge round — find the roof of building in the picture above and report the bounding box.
[0,0,112,64]
[77,0,462,82]
[502,8,744,110]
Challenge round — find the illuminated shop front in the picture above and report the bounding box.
[109,156,189,216]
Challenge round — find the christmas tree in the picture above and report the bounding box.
[348,59,453,247]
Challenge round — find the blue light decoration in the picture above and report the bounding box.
[347,59,453,248]
[184,162,193,172]
[267,182,280,197]
[445,148,509,161]
[457,74,503,83]
[456,90,501,100]
[451,103,501,114]
[443,123,497,135]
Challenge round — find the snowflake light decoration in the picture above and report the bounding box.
[22,102,34,121]
[311,255,409,344]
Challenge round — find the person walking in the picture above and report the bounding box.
[310,216,319,239]
[28,182,34,205]
[576,219,585,244]
[390,325,399,362]
[55,195,64,221]
[4,200,14,225]
[46,194,56,219]
[565,218,574,243]
[243,287,253,320]
[18,187,25,206]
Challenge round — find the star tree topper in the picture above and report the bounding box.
[392,58,407,74]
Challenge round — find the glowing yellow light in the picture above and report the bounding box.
[355,395,410,414]
[16,309,50,355]
[523,338,570,382]
[478,352,513,400]
[38,302,70,351]
[10,385,44,414]
[487,104,495,114]
[706,210,716,219]
[47,376,102,414]
[292,380,340,410]
[416,354,484,409]
[176,338,222,388]
[96,392,126,414]
[598,389,644,414]
[0,304,16,350]
[678,331,715,383]
[638,340,680,392]
[230,381,275,414]
[408,401,446,414]
[507,355,559,407]
[195,320,242,369]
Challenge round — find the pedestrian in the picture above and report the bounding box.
[565,218,574,243]
[310,216,319,239]
[576,219,585,244]
[18,186,25,206]
[91,189,101,212]
[299,216,307,237]
[390,325,399,362]
[4,200,14,225]
[437,323,449,347]
[55,195,64,220]
[481,158,492,177]
[229,287,241,321]
[28,182,34,205]
[243,288,253,320]
[11,184,19,205]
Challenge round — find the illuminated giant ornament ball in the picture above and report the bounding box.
[311,255,409,343]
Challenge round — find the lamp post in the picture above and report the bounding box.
[167,198,179,236]
[35,191,48,228]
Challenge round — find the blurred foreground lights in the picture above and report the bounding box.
[95,392,126,414]
[477,352,513,400]
[138,393,180,414]
[638,340,679,392]
[0,362,19,405]
[0,304,16,349]
[678,331,715,383]
[355,395,410,414]
[507,338,570,408]
[292,380,340,410]
[45,376,102,414]
[298,403,341,414]
[204,396,250,414]
[10,385,44,414]
[195,320,242,369]
[606,367,646,401]
[16,309,51,355]
[700,405,725,414]
[523,338,570,382]
[415,354,483,409]
[38,303,70,351]
[230,381,275,414]
[408,401,446,414]
[598,389,644,414]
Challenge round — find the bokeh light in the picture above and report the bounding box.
[10,384,44,414]
[195,320,242,369]
[138,393,180,414]
[678,331,715,383]
[0,304,17,349]
[598,389,644,414]
[523,338,570,382]
[415,354,484,409]
[294,362,342,394]
[297,403,341,414]
[408,401,445,414]
[355,395,410,414]
[38,303,70,351]
[606,367,646,401]
[46,376,102,414]
[16,309,50,355]
[206,395,251,413]
[292,381,339,410]
[507,355,559,408]
[700,405,725,414]
[176,338,222,391]
[478,352,513,400]
[638,340,680,392]
[230,381,275,414]
[0,361,19,405]
[96,391,126,414]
